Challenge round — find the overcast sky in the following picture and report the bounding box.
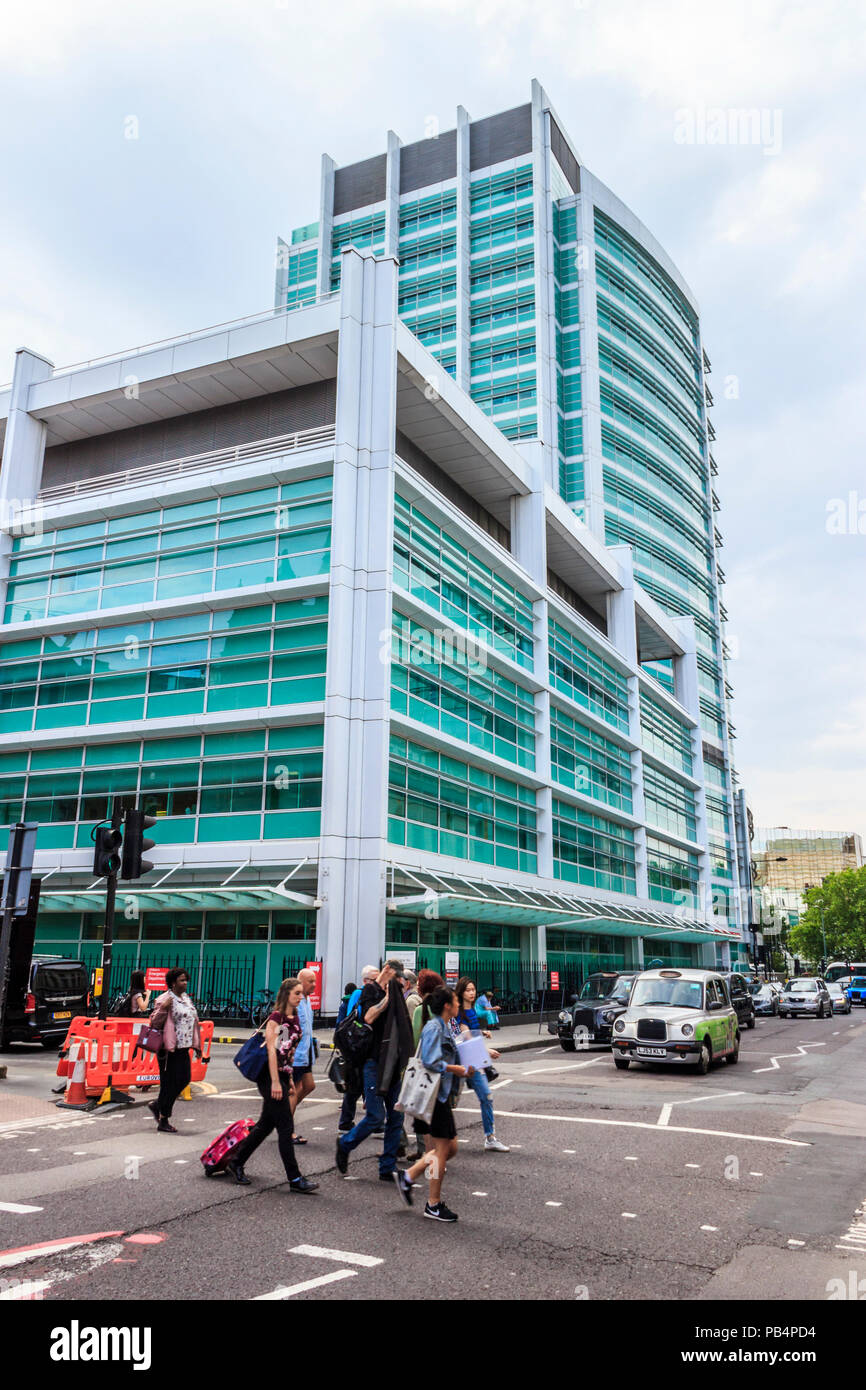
[1,0,863,837]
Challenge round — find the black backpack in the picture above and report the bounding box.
[333,1004,374,1068]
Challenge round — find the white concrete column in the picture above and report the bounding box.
[572,174,606,540]
[316,154,336,297]
[316,249,398,1011]
[510,481,553,881]
[606,545,648,901]
[385,131,402,259]
[455,106,472,393]
[530,80,558,491]
[673,614,712,920]
[0,348,52,615]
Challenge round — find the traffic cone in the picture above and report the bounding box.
[55,1042,92,1110]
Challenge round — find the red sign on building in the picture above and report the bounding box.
[550,971,560,990]
[145,967,168,991]
[305,960,323,1012]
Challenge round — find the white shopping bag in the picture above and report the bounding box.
[456,1035,492,1071]
[395,1055,441,1122]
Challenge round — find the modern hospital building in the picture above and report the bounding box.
[0,82,748,1013]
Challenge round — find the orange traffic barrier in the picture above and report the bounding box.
[54,1016,213,1101]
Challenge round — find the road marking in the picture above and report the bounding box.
[624,1155,638,1161]
[658,1091,743,1127]
[685,1163,701,1169]
[532,1045,559,1055]
[701,1225,719,1232]
[622,1212,637,1219]
[0,1231,124,1271]
[787,1239,805,1247]
[472,1191,488,1197]
[25,1149,41,1153]
[523,1058,605,1075]
[0,1203,43,1214]
[289,1245,383,1268]
[750,1171,763,1177]
[254,1270,357,1299]
[455,1107,810,1147]
[833,1031,840,1035]
[489,1078,513,1091]
[0,1279,52,1300]
[173,1160,188,1165]
[563,1149,576,1154]
[545,1201,562,1207]
[753,1042,825,1074]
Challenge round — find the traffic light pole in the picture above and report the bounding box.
[98,805,123,1021]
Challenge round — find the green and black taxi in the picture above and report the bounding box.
[611,967,739,1074]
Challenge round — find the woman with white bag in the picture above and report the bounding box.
[393,986,473,1223]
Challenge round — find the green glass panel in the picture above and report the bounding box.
[142,736,201,761]
[89,696,145,723]
[146,690,205,717]
[208,658,269,686]
[212,604,271,630]
[34,704,87,729]
[211,629,271,657]
[203,731,265,755]
[267,724,323,750]
[206,684,266,712]
[216,561,275,589]
[100,582,155,608]
[155,574,210,601]
[263,811,321,838]
[36,825,77,849]
[271,676,325,703]
[220,487,279,513]
[197,814,260,842]
[272,622,328,651]
[107,510,161,535]
[163,499,219,524]
[275,553,329,581]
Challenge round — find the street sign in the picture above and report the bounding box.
[305,960,323,1012]
[550,970,560,989]
[145,967,168,991]
[445,951,459,986]
[390,949,417,974]
[93,967,104,998]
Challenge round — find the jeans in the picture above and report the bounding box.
[339,1057,402,1175]
[233,1072,300,1183]
[157,1049,191,1119]
[467,1067,495,1136]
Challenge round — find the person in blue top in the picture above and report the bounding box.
[454,977,510,1153]
[289,967,318,1143]
[393,986,474,1223]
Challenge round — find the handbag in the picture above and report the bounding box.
[325,1048,346,1093]
[395,1054,441,1123]
[233,1025,270,1083]
[135,1022,165,1054]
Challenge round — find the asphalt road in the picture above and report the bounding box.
[3,1010,866,1302]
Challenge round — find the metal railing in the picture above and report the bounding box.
[37,425,336,504]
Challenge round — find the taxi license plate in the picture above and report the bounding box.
[636,1046,666,1057]
[53,1010,72,1019]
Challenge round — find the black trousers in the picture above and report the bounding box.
[232,1072,300,1182]
[157,1049,191,1119]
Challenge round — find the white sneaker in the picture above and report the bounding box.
[484,1134,510,1152]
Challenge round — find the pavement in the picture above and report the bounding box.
[2,1010,866,1302]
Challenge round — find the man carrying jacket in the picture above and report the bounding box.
[335,961,413,1182]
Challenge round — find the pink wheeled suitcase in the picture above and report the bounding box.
[201,1117,256,1176]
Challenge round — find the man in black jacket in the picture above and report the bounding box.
[335,961,413,1182]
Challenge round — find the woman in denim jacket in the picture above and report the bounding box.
[393,986,473,1223]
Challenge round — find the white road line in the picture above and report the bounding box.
[753,1042,825,1074]
[685,1163,701,1169]
[0,1203,43,1214]
[624,1155,638,1161]
[750,1172,763,1177]
[0,1232,124,1270]
[454,1106,810,1147]
[523,1058,605,1075]
[472,1191,488,1197]
[658,1091,743,1127]
[787,1239,805,1247]
[563,1149,576,1154]
[530,1046,559,1055]
[0,1279,52,1300]
[622,1212,637,1219]
[701,1225,719,1232]
[545,1201,562,1207]
[289,1244,383,1268]
[489,1078,513,1091]
[254,1270,357,1299]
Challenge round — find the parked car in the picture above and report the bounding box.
[611,968,739,1074]
[778,977,834,1019]
[720,971,756,1029]
[751,981,780,1016]
[827,982,853,1015]
[846,976,866,1006]
[548,972,636,1051]
[0,956,90,1049]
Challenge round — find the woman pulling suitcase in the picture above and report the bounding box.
[224,977,319,1194]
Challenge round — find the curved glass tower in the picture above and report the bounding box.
[275,81,742,938]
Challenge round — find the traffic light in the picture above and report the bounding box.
[92,824,123,878]
[121,808,156,880]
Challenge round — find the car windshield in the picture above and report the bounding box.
[580,976,617,999]
[827,984,843,995]
[852,978,866,987]
[751,984,770,997]
[631,978,704,1010]
[785,980,817,992]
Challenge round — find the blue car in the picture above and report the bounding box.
[847,977,866,1006]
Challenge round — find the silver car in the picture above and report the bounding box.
[778,977,834,1019]
[827,982,852,1015]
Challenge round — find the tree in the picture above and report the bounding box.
[788,866,866,968]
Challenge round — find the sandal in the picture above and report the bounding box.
[292,1135,308,1145]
